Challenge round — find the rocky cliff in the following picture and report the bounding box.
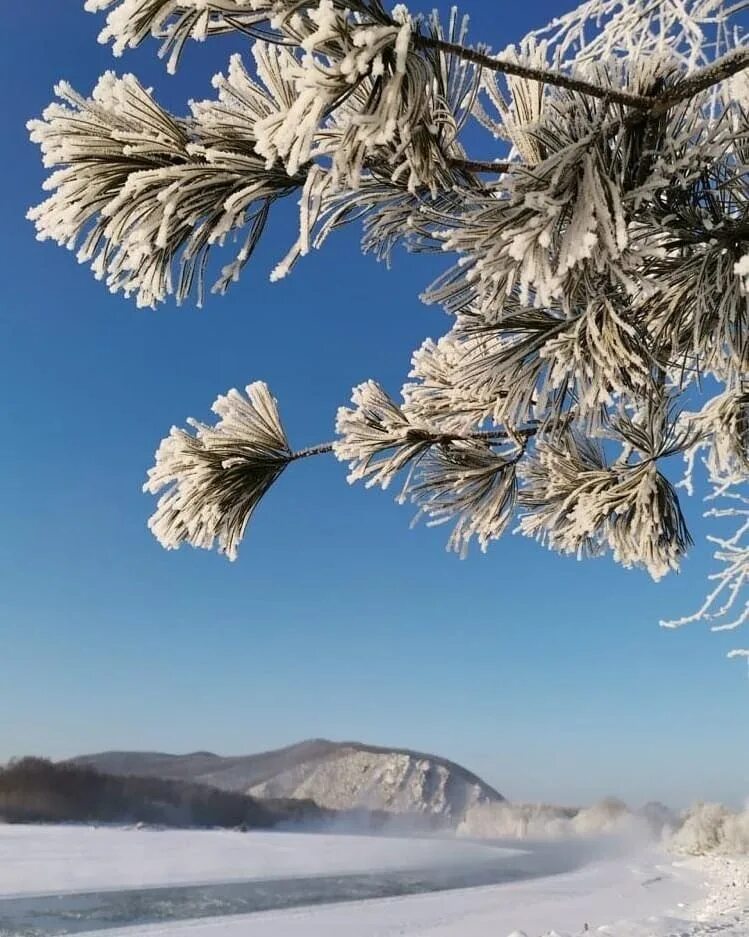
[245,743,503,819]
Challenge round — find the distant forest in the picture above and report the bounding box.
[0,758,321,828]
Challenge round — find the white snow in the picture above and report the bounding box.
[1,824,748,936]
[0,824,510,898]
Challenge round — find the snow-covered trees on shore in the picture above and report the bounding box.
[28,0,749,649]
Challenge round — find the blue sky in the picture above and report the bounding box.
[1,1,747,809]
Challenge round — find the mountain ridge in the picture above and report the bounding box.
[70,739,505,822]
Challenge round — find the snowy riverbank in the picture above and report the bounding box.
[0,824,747,936]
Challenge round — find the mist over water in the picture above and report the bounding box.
[294,793,749,858]
[0,836,608,936]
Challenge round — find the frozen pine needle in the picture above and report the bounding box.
[26,0,749,652]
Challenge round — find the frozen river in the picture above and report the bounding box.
[0,839,573,935]
[1,825,725,937]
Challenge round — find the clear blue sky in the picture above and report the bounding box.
[1,1,747,810]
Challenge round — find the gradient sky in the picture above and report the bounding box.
[1,1,747,810]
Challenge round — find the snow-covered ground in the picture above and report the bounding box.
[0,824,747,937]
[74,853,749,937]
[0,824,507,897]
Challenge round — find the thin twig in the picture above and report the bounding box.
[451,158,514,174]
[289,443,335,461]
[289,426,539,462]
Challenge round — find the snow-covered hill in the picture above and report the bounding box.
[71,740,505,822]
[244,745,501,818]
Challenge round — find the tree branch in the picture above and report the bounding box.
[450,157,514,174]
[414,35,654,109]
[654,48,749,110]
[289,427,539,463]
[289,443,335,461]
[225,11,652,109]
[415,35,749,113]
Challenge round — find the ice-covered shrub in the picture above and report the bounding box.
[458,801,578,839]
[458,798,658,840]
[669,802,749,855]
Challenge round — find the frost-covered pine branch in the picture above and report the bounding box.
[85,0,271,74]
[661,474,749,655]
[144,382,298,560]
[27,54,311,307]
[27,0,749,651]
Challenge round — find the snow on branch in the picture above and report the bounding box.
[402,332,500,433]
[25,0,749,637]
[144,382,294,559]
[527,0,746,69]
[334,380,444,492]
[84,0,269,73]
[661,390,749,649]
[424,55,720,319]
[27,60,303,307]
[409,441,520,557]
[247,3,483,195]
[518,432,693,580]
[661,475,749,647]
[334,380,528,554]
